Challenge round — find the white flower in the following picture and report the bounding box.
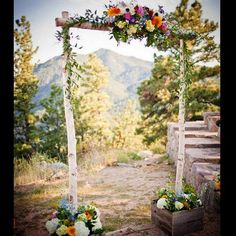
[175,201,184,210]
[183,193,190,199]
[92,218,102,231]
[56,225,67,236]
[45,218,59,234]
[74,221,90,236]
[156,198,167,209]
[197,199,202,205]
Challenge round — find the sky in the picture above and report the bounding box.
[14,0,220,64]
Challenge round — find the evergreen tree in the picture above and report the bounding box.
[73,54,111,152]
[137,55,220,146]
[14,16,39,158]
[37,84,67,162]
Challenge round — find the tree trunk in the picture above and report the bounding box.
[175,39,185,195]
[62,24,78,210]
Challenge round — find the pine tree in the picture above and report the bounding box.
[14,16,39,158]
[73,54,112,152]
[137,55,220,147]
[37,84,67,162]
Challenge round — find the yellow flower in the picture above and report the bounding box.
[56,225,68,236]
[51,202,59,209]
[146,20,155,32]
[27,114,36,124]
[116,21,126,29]
[161,195,168,198]
[67,226,76,236]
[127,25,138,35]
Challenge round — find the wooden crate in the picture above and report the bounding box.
[151,200,204,236]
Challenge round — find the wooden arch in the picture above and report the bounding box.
[55,10,186,209]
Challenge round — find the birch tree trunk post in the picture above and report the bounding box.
[175,39,186,195]
[61,11,78,210]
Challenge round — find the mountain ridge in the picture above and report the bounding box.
[33,48,153,110]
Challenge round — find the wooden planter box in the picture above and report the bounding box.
[151,199,204,236]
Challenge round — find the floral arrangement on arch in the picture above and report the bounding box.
[155,184,202,212]
[45,199,103,236]
[104,1,170,46]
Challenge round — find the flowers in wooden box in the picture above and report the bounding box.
[155,183,202,212]
[45,199,103,236]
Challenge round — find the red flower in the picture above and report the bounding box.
[148,9,154,17]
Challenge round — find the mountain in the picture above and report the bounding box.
[33,48,153,111]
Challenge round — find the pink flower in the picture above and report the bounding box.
[135,6,144,16]
[51,212,57,219]
[124,12,132,21]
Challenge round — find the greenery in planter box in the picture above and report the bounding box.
[155,181,202,212]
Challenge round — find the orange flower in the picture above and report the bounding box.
[67,226,76,236]
[107,7,121,17]
[215,181,220,191]
[84,210,92,220]
[151,16,163,28]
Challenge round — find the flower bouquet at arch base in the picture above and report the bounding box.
[45,199,103,236]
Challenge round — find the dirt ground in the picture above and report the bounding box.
[14,155,220,236]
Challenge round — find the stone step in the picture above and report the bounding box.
[183,148,220,183]
[171,121,208,131]
[190,162,220,210]
[203,111,220,124]
[175,130,218,139]
[191,163,220,190]
[207,115,220,132]
[184,138,220,148]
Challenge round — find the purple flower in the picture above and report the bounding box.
[165,30,171,36]
[94,210,97,215]
[158,5,164,14]
[161,21,167,31]
[124,12,133,21]
[51,212,57,219]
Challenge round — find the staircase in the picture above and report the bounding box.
[166,112,220,211]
